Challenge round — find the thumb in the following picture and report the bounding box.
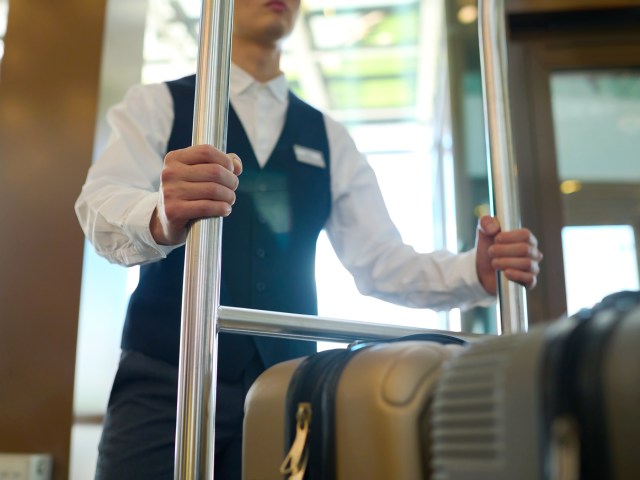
[476,215,501,246]
[475,216,501,292]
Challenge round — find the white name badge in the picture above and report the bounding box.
[293,145,326,169]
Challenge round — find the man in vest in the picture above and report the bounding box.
[75,0,543,478]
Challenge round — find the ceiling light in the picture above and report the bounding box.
[374,31,394,46]
[323,7,336,17]
[457,5,478,25]
[560,180,583,195]
[474,203,491,218]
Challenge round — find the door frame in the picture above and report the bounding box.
[506,6,640,322]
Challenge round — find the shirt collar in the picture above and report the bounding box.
[230,63,288,103]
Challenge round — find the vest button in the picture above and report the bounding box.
[256,248,266,258]
[256,282,266,292]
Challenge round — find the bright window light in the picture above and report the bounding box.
[562,225,639,315]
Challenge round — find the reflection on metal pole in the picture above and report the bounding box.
[218,306,484,343]
[478,0,528,334]
[174,0,234,479]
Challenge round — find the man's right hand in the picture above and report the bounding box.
[150,145,243,245]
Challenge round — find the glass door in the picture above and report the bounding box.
[507,7,640,321]
[550,70,640,315]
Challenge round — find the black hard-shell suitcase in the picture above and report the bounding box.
[431,291,640,480]
[243,334,467,480]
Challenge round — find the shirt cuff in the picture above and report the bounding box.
[460,249,496,308]
[121,192,180,265]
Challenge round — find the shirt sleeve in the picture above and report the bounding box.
[74,82,179,267]
[323,115,495,311]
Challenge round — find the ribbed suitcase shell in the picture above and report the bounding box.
[243,340,463,480]
[431,295,640,480]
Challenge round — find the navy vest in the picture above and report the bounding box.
[121,75,331,380]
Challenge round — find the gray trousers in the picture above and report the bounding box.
[95,350,263,480]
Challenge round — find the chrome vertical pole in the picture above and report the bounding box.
[174,0,234,479]
[478,0,528,334]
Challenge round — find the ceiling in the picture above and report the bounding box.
[142,0,443,125]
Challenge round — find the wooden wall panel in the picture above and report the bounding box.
[0,0,106,478]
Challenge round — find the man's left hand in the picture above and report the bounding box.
[475,215,543,295]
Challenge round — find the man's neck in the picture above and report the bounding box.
[231,37,282,83]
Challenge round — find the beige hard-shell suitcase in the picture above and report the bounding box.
[243,338,465,480]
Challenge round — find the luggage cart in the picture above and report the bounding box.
[173,0,523,478]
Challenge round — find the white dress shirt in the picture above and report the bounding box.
[75,64,493,311]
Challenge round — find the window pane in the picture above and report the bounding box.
[552,71,640,183]
[316,151,442,330]
[562,225,639,316]
[0,0,8,68]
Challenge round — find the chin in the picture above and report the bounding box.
[260,21,292,43]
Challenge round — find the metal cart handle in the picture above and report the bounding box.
[174,0,527,478]
[478,0,528,335]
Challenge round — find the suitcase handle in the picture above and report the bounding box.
[388,333,468,345]
[349,333,468,352]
